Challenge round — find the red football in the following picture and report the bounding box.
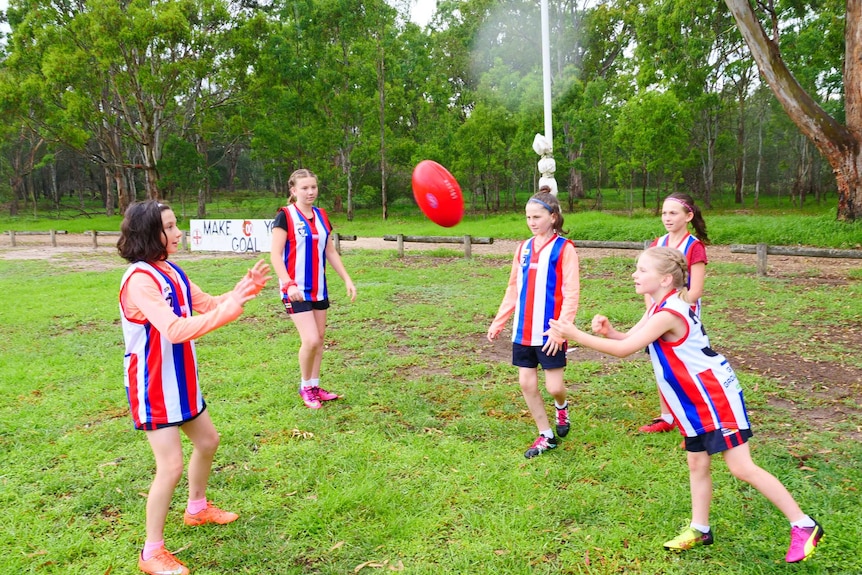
[411,160,464,227]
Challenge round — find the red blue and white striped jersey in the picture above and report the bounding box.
[650,232,706,314]
[275,205,333,301]
[648,291,750,437]
[119,261,202,430]
[512,235,574,346]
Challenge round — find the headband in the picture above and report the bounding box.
[668,197,693,213]
[528,198,553,212]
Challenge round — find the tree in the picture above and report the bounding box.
[724,0,862,221]
[3,0,233,209]
[613,91,691,208]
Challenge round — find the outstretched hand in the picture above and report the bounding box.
[246,260,272,291]
[232,259,271,305]
[591,315,611,337]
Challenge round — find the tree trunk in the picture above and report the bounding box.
[724,0,862,221]
[104,167,115,216]
[701,109,717,208]
[142,144,161,200]
[734,92,745,204]
[377,33,388,221]
[755,104,764,208]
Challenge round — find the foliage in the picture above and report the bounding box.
[0,0,855,219]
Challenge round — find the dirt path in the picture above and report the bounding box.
[3,233,860,279]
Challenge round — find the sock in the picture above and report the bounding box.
[186,497,208,515]
[555,401,568,410]
[308,378,320,388]
[791,515,816,528]
[142,539,165,561]
[661,413,674,424]
[540,429,554,440]
[300,379,311,389]
[690,522,710,534]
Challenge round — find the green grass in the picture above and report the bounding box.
[0,249,860,574]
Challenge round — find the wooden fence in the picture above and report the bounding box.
[383,234,493,258]
[5,231,861,274]
[731,243,862,276]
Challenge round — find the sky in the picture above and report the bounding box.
[410,0,437,26]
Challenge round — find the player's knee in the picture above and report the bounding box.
[301,334,324,352]
[196,430,221,456]
[518,378,539,393]
[728,461,761,483]
[156,458,185,484]
[545,381,566,397]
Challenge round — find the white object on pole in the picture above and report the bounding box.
[533,133,558,196]
[536,0,557,197]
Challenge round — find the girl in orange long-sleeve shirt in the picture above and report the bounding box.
[118,200,270,575]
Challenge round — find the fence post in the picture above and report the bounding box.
[756,243,768,276]
[92,230,98,249]
[9,230,15,247]
[397,234,404,257]
[182,230,188,251]
[50,230,57,247]
[463,235,472,259]
[333,232,341,254]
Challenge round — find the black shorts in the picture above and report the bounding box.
[512,342,567,370]
[283,298,330,315]
[684,427,753,455]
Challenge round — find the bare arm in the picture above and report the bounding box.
[547,311,683,358]
[687,261,706,303]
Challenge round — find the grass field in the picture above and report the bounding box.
[1,246,860,574]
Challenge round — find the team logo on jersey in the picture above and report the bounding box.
[162,286,174,309]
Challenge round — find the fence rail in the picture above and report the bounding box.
[730,243,862,276]
[383,234,493,258]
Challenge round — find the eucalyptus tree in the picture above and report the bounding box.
[2,0,233,212]
[248,0,390,218]
[724,0,862,221]
[535,0,627,207]
[555,1,633,209]
[632,0,743,208]
[612,90,691,209]
[243,1,327,197]
[452,100,517,210]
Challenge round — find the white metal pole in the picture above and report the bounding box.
[540,0,552,144]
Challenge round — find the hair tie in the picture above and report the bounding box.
[528,198,553,211]
[668,197,693,213]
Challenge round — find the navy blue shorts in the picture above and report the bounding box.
[512,342,567,370]
[283,298,330,315]
[684,427,753,455]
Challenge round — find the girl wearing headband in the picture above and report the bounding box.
[487,191,580,458]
